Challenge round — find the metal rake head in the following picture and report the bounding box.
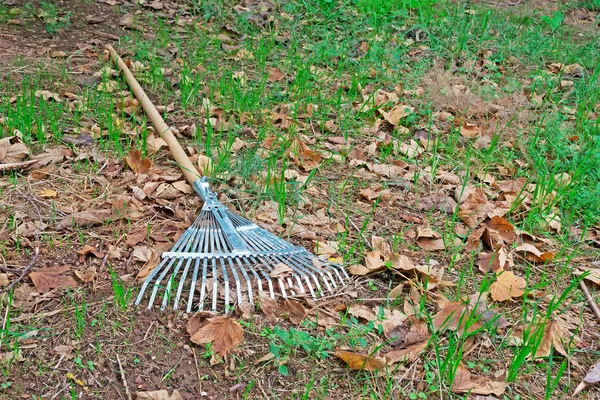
[135,179,349,312]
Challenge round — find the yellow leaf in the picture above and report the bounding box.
[38,188,57,198]
[490,271,526,301]
[334,350,386,371]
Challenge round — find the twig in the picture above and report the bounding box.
[192,348,203,393]
[2,247,39,294]
[116,354,133,400]
[579,280,600,323]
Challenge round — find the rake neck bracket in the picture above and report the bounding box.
[192,178,251,253]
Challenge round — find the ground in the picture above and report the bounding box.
[1,0,600,399]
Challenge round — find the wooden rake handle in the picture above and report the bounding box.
[105,45,201,186]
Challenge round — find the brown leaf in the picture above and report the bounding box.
[416,237,445,251]
[348,305,377,322]
[490,271,526,301]
[269,263,294,278]
[385,104,414,125]
[136,390,184,400]
[146,134,167,156]
[74,267,97,283]
[126,227,147,248]
[523,317,573,359]
[267,67,285,82]
[494,178,527,194]
[289,139,322,171]
[486,216,515,243]
[335,350,386,371]
[282,299,306,325]
[29,266,77,293]
[126,149,152,174]
[460,122,481,139]
[76,245,104,261]
[258,294,279,323]
[0,137,29,163]
[189,317,244,357]
[57,209,112,230]
[314,241,339,258]
[514,243,554,263]
[0,273,9,287]
[478,246,511,273]
[385,318,430,364]
[452,363,508,395]
[574,267,600,286]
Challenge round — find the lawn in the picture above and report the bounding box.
[0,0,599,399]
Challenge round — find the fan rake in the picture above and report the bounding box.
[106,45,349,312]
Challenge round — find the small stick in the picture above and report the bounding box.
[579,280,600,323]
[192,348,203,392]
[116,354,133,400]
[2,247,39,294]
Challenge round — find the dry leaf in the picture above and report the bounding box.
[0,137,29,164]
[523,317,573,359]
[573,267,600,286]
[282,299,306,324]
[314,241,338,258]
[490,271,526,301]
[38,188,57,198]
[136,390,184,400]
[126,228,147,248]
[197,154,213,176]
[267,67,285,82]
[514,243,554,263]
[146,134,167,156]
[269,263,293,278]
[74,267,97,283]
[385,104,414,125]
[0,273,9,287]
[478,247,510,273]
[258,294,279,323]
[76,245,104,261]
[126,149,152,174]
[573,362,600,396]
[460,122,482,139]
[189,317,244,357]
[452,363,508,395]
[348,305,377,322]
[335,350,386,371]
[289,139,322,171]
[385,318,430,364]
[29,266,77,293]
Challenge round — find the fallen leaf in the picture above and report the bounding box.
[348,305,377,322]
[0,349,24,366]
[573,362,600,396]
[57,209,112,230]
[267,67,285,82]
[197,154,213,176]
[478,247,511,273]
[258,294,279,323]
[289,139,322,171]
[385,104,414,125]
[76,245,104,261]
[490,271,526,301]
[53,345,75,358]
[136,390,184,400]
[0,137,29,164]
[574,267,600,286]
[270,263,294,278]
[522,317,574,359]
[334,350,386,371]
[38,188,57,198]
[385,318,430,364]
[146,134,168,155]
[282,299,306,324]
[126,227,148,248]
[452,363,508,395]
[314,241,339,258]
[189,317,244,357]
[514,243,554,263]
[432,301,482,334]
[460,122,482,139]
[74,267,97,283]
[29,266,77,293]
[126,149,152,174]
[34,90,61,102]
[0,273,8,287]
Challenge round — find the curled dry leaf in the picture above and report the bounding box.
[514,243,554,263]
[573,267,600,286]
[384,104,414,125]
[490,271,526,301]
[348,305,377,322]
[460,122,482,139]
[0,273,9,287]
[334,350,386,371]
[189,317,244,357]
[29,266,77,293]
[76,245,104,261]
[74,267,97,283]
[0,136,29,164]
[314,241,339,258]
[478,246,511,273]
[452,363,508,395]
[258,294,279,323]
[38,188,57,198]
[126,149,152,174]
[146,134,167,156]
[289,139,322,171]
[519,317,574,359]
[385,318,431,364]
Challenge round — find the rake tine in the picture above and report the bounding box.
[197,258,209,312]
[186,258,201,313]
[235,258,253,304]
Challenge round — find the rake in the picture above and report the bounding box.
[106,45,349,313]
